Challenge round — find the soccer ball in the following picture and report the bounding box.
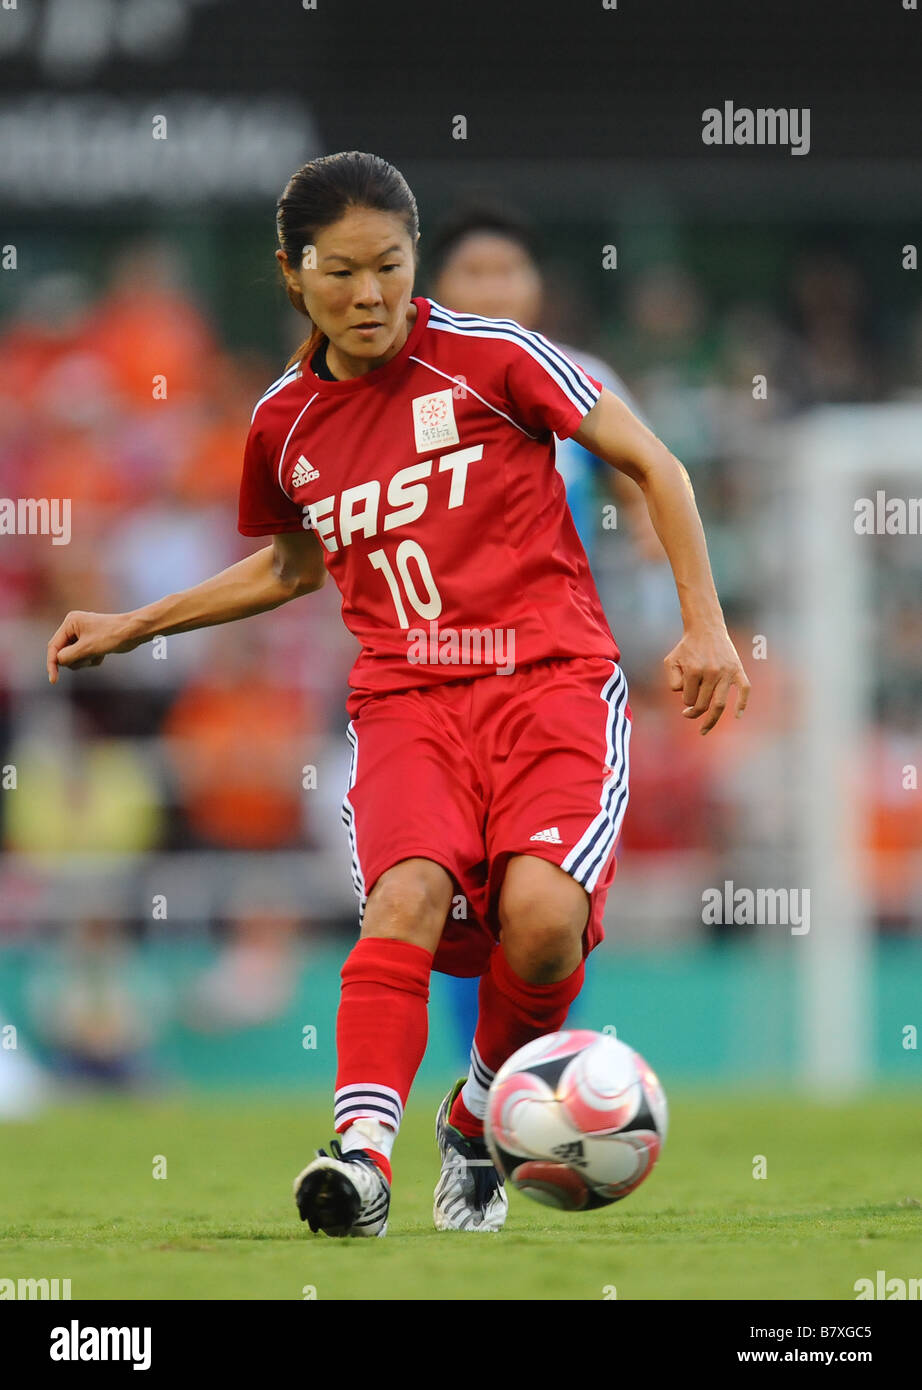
[484,1029,667,1211]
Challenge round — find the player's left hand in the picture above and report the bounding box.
[663,626,750,735]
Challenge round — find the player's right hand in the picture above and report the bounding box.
[46,611,144,684]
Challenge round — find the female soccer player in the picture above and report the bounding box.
[47,151,749,1238]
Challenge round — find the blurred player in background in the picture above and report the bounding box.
[47,152,748,1238]
[426,201,647,555]
[426,201,658,1048]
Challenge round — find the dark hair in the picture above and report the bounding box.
[276,151,420,368]
[424,199,540,287]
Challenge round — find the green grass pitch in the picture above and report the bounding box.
[1,1091,920,1300]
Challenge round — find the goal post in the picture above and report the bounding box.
[788,403,922,1093]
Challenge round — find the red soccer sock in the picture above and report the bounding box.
[334,936,432,1173]
[357,1147,393,1185]
[449,945,585,1139]
[448,1088,483,1139]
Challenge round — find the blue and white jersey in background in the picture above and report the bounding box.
[554,345,643,562]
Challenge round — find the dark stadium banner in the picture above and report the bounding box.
[0,0,920,208]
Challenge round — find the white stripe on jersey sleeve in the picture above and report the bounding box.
[250,363,301,424]
[426,300,600,414]
[277,393,320,501]
[556,341,647,425]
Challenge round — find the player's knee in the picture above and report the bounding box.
[503,922,582,983]
[499,857,588,936]
[362,858,453,949]
[498,857,588,982]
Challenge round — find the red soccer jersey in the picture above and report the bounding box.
[238,296,620,711]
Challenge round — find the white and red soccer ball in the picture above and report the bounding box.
[484,1029,667,1211]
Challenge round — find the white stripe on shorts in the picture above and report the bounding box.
[341,721,367,922]
[561,661,631,893]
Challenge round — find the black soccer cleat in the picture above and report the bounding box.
[293,1140,390,1238]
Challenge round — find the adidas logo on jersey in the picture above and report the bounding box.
[529,826,563,844]
[292,455,319,487]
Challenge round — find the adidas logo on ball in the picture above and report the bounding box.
[484,1029,668,1212]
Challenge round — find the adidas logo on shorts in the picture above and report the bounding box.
[529,826,563,844]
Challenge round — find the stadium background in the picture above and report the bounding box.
[0,0,919,1246]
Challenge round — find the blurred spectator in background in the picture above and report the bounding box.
[609,263,716,388]
[25,920,170,1088]
[616,669,724,857]
[5,699,163,855]
[866,691,922,933]
[85,241,221,409]
[788,249,884,405]
[161,628,316,851]
[184,907,302,1031]
[0,1004,47,1119]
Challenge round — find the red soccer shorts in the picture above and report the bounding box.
[341,655,631,976]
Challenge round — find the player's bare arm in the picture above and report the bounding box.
[46,529,326,684]
[574,386,750,734]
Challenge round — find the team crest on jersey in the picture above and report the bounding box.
[412,388,459,453]
[292,454,319,487]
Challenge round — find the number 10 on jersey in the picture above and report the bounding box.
[368,540,442,628]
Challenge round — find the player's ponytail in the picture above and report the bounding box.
[276,151,420,370]
[285,323,325,372]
